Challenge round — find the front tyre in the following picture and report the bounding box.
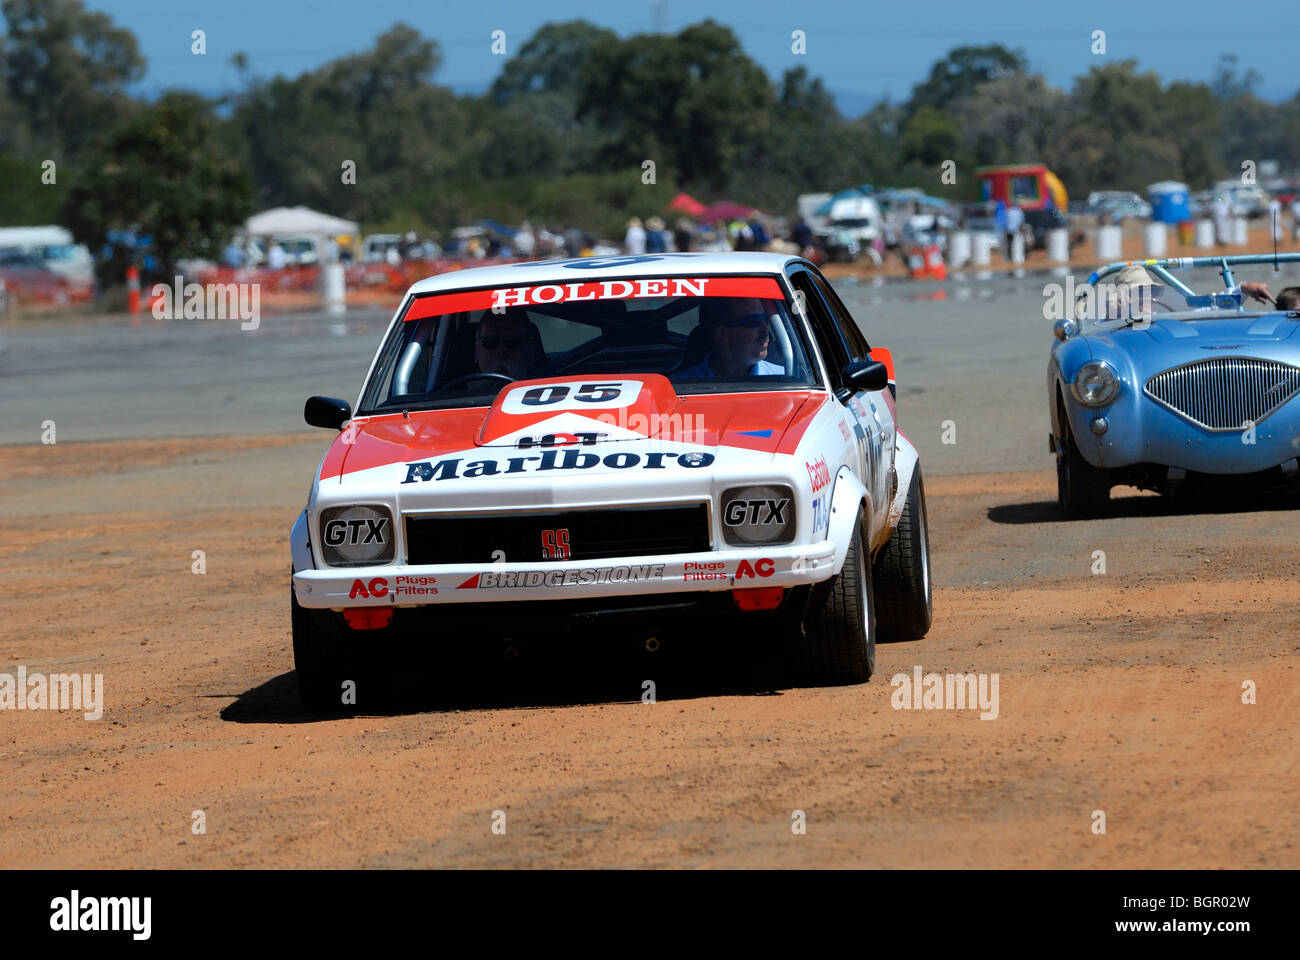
[873,466,934,642]
[1057,407,1110,519]
[291,587,355,712]
[787,510,875,685]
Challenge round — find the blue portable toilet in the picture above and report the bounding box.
[1148,181,1190,223]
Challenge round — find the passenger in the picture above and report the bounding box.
[473,309,548,380]
[677,298,785,378]
[1276,287,1300,310]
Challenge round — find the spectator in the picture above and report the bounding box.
[266,239,287,270]
[624,217,646,255]
[563,226,583,258]
[1004,204,1024,259]
[221,240,245,269]
[645,216,667,253]
[792,217,813,255]
[673,218,694,253]
[385,244,401,266]
[514,222,535,259]
[1211,193,1231,246]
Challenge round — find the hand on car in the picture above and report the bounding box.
[1239,281,1275,305]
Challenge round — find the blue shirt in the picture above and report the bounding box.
[677,356,785,378]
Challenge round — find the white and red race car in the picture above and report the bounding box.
[291,253,932,708]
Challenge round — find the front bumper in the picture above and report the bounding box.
[293,541,838,609]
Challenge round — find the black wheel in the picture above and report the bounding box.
[873,466,933,642]
[1057,405,1110,519]
[291,588,356,712]
[787,509,875,685]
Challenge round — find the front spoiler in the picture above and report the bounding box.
[293,542,838,609]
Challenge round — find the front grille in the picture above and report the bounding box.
[405,503,711,565]
[1144,357,1300,431]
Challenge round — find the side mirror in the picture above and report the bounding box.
[1053,318,1078,341]
[841,359,889,393]
[305,395,352,430]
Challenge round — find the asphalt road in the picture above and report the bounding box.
[0,272,1062,477]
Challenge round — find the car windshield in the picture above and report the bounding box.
[357,274,818,413]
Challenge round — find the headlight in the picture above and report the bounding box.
[320,505,395,566]
[721,485,795,545]
[1072,361,1119,407]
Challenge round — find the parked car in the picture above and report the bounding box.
[1049,253,1300,518]
[1023,207,1070,250]
[290,252,933,708]
[1087,191,1152,222]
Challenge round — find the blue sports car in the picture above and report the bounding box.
[1049,254,1300,518]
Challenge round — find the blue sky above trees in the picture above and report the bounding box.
[94,0,1297,110]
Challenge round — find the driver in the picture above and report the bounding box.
[473,308,548,379]
[677,297,785,378]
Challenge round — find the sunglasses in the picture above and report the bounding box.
[478,336,523,350]
[719,312,768,329]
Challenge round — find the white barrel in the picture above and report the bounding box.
[971,233,992,265]
[1144,223,1167,258]
[1095,225,1123,260]
[323,263,346,316]
[1046,228,1069,263]
[1232,216,1248,246]
[1195,219,1215,248]
[948,231,971,268]
[1011,232,1025,263]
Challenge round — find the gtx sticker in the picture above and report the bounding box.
[401,450,715,482]
[500,380,642,413]
[324,517,388,547]
[457,564,665,588]
[723,499,790,527]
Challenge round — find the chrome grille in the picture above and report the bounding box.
[1144,358,1300,431]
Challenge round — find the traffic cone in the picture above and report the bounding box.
[925,244,947,279]
[126,265,140,315]
[907,247,926,278]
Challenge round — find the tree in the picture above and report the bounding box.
[230,24,472,222]
[1048,61,1180,194]
[0,0,144,155]
[575,19,773,191]
[490,20,617,105]
[906,44,1026,117]
[62,92,255,284]
[956,73,1068,167]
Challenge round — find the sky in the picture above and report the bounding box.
[83,0,1298,111]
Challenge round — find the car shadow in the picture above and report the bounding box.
[220,634,790,723]
[989,489,1300,525]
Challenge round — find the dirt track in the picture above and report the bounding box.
[3,435,1297,868]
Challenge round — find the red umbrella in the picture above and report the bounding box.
[699,201,758,222]
[669,192,707,216]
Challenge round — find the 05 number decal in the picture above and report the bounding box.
[501,379,643,413]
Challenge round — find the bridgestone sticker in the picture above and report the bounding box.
[458,564,666,589]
